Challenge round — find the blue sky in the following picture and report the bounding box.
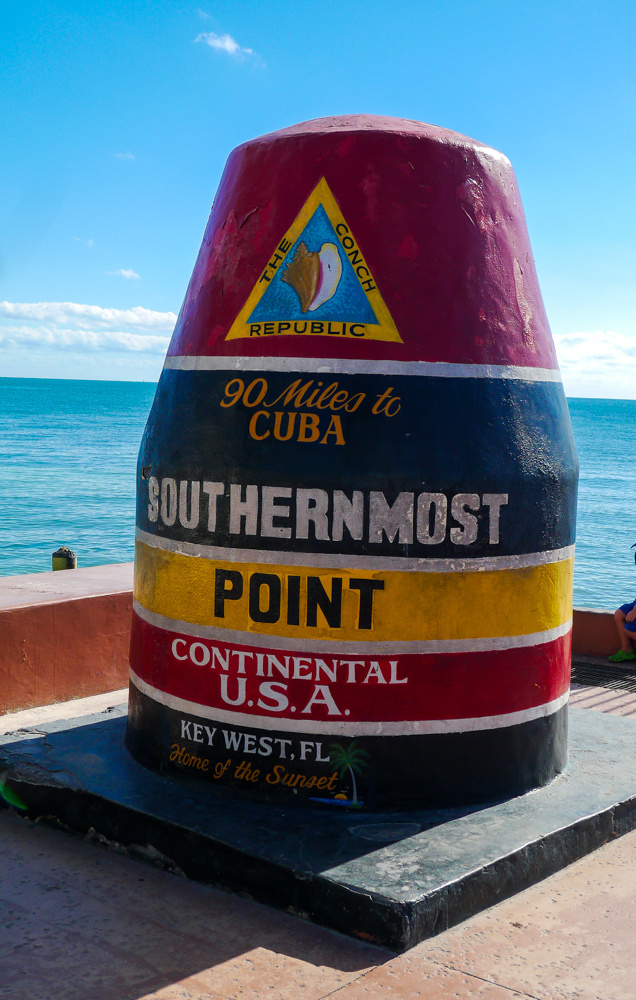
[1,0,635,394]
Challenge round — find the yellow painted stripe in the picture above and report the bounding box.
[134,541,573,644]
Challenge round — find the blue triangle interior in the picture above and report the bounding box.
[249,205,379,324]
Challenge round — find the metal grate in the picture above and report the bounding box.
[571,658,636,693]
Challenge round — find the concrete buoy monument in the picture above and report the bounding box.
[126,115,578,809]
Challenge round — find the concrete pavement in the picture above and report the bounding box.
[2,686,636,999]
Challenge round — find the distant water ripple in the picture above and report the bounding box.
[569,397,636,609]
[0,378,155,578]
[0,379,633,609]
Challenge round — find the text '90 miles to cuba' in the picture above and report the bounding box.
[219,376,400,445]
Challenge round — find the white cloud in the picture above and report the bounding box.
[195,31,254,58]
[73,236,94,248]
[0,324,169,354]
[107,268,141,280]
[0,299,175,363]
[114,151,135,160]
[0,301,176,331]
[554,330,636,399]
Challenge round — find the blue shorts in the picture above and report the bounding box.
[620,601,636,632]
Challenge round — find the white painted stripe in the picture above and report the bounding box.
[133,600,572,655]
[163,355,563,383]
[129,670,569,736]
[135,530,574,574]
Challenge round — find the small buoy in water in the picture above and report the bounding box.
[52,546,77,571]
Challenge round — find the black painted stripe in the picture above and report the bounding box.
[136,368,577,558]
[125,683,568,809]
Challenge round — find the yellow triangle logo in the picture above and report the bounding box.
[226,178,402,343]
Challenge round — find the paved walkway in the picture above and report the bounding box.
[570,682,636,717]
[3,806,636,999]
[2,684,636,999]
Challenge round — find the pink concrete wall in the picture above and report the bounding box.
[572,607,617,659]
[0,564,133,715]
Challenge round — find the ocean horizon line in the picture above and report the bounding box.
[1,374,636,404]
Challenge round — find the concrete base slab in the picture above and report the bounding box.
[1,706,636,952]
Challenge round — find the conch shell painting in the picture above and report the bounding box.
[282,242,343,312]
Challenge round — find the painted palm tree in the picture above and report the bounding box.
[328,742,369,805]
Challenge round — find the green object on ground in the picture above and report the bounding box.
[609,649,636,663]
[0,778,27,810]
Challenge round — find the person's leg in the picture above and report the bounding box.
[609,607,636,661]
[615,609,631,651]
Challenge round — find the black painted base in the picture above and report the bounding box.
[1,707,635,952]
[125,684,568,809]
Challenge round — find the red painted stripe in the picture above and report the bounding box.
[129,611,570,725]
[167,116,557,370]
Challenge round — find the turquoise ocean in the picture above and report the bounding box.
[0,377,634,610]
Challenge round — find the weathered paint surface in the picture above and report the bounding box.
[126,115,578,808]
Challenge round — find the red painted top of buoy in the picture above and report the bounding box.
[167,115,557,369]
